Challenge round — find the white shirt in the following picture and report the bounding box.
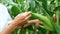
[0,3,12,32]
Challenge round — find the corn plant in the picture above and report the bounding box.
[0,0,60,34]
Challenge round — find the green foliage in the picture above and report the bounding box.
[32,13,53,31]
[0,0,60,34]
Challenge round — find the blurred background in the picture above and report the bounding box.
[0,0,60,34]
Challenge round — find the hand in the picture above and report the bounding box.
[1,12,31,34]
[23,19,43,29]
[17,19,43,29]
[12,12,31,26]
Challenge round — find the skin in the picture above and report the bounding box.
[0,12,31,34]
[0,12,56,34]
[0,12,42,34]
[23,19,43,28]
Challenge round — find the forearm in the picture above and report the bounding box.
[1,20,18,34]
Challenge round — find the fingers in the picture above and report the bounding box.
[19,11,31,19]
[12,12,31,29]
[14,12,43,29]
[33,19,43,24]
[14,12,31,20]
[19,14,31,25]
[22,12,31,17]
[23,19,43,28]
[17,19,43,29]
[20,11,31,21]
[23,14,31,22]
[23,19,38,28]
[23,21,33,28]
[13,12,31,24]
[16,14,31,29]
[35,23,39,29]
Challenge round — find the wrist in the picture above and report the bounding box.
[1,20,18,34]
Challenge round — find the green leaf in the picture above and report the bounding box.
[42,8,60,34]
[11,6,20,17]
[32,13,53,31]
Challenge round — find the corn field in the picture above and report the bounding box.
[0,0,60,34]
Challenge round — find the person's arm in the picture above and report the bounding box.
[1,20,19,34]
[1,12,31,34]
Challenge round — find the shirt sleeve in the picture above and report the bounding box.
[0,3,12,32]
